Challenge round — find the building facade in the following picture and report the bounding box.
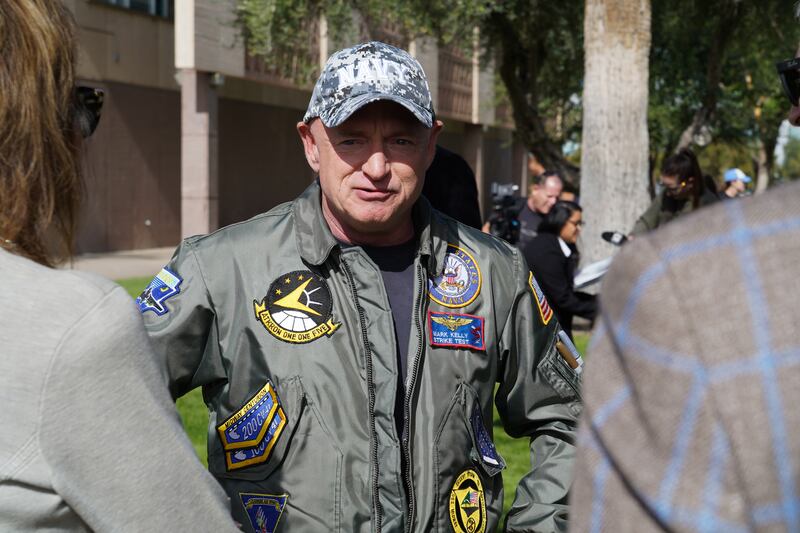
[68,0,527,252]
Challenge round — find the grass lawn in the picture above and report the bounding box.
[120,277,588,516]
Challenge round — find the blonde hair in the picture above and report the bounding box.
[0,0,82,266]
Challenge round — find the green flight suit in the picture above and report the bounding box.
[140,181,580,533]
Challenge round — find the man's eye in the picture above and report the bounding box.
[340,139,359,146]
[395,138,414,146]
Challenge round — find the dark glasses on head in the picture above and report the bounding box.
[776,58,800,107]
[75,86,104,138]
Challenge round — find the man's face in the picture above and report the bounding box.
[298,101,442,243]
[529,177,563,214]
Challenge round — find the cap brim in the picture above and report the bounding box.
[317,92,434,128]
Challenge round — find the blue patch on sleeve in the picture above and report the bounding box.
[470,400,505,475]
[428,311,485,351]
[240,492,287,533]
[136,267,182,315]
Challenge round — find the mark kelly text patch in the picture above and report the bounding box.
[428,311,485,351]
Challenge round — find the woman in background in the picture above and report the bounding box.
[0,1,238,530]
[523,201,597,339]
[631,148,719,235]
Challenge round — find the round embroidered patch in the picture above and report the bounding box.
[253,270,340,344]
[449,468,487,533]
[428,245,482,308]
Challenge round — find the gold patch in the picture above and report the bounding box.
[449,469,486,533]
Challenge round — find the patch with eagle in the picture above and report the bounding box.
[428,244,481,308]
[253,270,340,344]
[428,311,485,351]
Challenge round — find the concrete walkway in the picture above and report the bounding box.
[67,246,174,280]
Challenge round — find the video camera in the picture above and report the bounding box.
[487,182,524,244]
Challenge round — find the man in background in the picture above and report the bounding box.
[517,170,564,250]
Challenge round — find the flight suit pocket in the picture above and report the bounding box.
[539,335,582,417]
[433,383,503,533]
[212,377,343,532]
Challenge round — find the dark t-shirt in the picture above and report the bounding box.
[360,240,417,384]
[516,204,543,250]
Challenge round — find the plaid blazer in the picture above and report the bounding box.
[571,181,800,532]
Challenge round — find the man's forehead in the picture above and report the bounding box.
[327,101,427,132]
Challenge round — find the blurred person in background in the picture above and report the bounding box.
[721,167,753,199]
[559,181,580,204]
[0,1,239,530]
[569,43,800,532]
[422,145,482,229]
[517,170,564,249]
[523,201,597,340]
[631,148,718,235]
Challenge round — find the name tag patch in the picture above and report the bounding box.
[428,311,485,351]
[137,267,182,315]
[217,381,287,471]
[240,493,287,533]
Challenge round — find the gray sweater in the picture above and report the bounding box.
[0,249,239,531]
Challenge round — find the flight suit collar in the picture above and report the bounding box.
[293,179,450,273]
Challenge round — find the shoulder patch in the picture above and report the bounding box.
[449,468,487,533]
[217,381,287,471]
[136,268,182,315]
[528,272,554,325]
[240,493,287,533]
[429,244,482,308]
[254,270,340,344]
[428,311,485,351]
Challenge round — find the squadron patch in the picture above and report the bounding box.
[136,267,182,315]
[240,493,287,533]
[254,270,340,344]
[449,469,487,533]
[217,381,287,471]
[528,272,554,325]
[429,245,481,308]
[428,311,485,351]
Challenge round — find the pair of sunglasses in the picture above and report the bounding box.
[75,86,104,138]
[777,58,800,107]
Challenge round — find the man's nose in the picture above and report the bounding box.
[362,145,390,180]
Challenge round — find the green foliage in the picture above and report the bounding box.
[176,388,210,465]
[777,136,800,181]
[116,276,151,298]
[649,0,798,184]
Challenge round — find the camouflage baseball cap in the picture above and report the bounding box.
[303,41,434,128]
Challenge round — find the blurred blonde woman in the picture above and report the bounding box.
[0,1,239,530]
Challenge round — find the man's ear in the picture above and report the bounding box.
[424,119,444,169]
[297,121,320,173]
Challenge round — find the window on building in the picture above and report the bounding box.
[99,0,173,18]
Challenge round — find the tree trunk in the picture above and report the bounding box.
[754,139,770,194]
[580,0,652,267]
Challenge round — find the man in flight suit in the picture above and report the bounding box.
[139,41,580,533]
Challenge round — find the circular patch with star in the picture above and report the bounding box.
[449,468,486,533]
[428,244,482,308]
[253,270,340,344]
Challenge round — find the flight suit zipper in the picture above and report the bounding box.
[402,262,426,532]
[340,257,383,532]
